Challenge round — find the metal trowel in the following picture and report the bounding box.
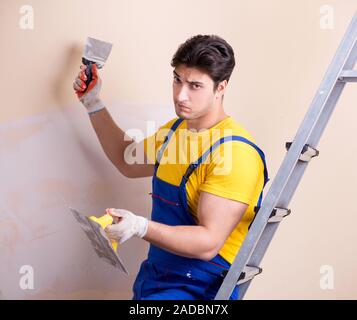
[82,37,113,89]
[70,207,128,274]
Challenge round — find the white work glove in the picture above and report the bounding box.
[73,64,105,114]
[104,208,149,244]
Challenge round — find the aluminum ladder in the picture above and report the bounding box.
[215,10,357,300]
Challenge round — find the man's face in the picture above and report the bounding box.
[172,64,221,120]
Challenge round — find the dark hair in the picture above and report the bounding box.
[171,35,236,90]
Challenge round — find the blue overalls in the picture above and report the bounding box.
[132,118,269,300]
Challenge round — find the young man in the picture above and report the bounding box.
[73,35,268,300]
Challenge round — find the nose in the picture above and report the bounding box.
[177,85,189,102]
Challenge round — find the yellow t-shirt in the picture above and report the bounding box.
[143,116,266,264]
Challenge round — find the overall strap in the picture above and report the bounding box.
[155,118,184,168]
[179,136,269,223]
[181,136,269,187]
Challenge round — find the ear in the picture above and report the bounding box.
[215,80,228,99]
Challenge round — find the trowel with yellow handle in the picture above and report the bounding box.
[89,213,118,251]
[70,207,128,274]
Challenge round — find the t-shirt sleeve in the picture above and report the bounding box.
[199,142,265,205]
[142,118,179,164]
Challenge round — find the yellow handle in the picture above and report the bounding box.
[89,214,118,251]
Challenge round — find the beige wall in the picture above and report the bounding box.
[0,0,356,299]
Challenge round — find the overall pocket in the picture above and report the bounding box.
[149,192,180,206]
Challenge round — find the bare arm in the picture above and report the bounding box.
[89,108,154,178]
[73,64,154,178]
[143,191,248,261]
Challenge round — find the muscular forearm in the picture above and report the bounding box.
[143,220,218,261]
[89,108,132,174]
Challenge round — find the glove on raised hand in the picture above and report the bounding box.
[73,64,105,114]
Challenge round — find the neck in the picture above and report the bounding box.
[186,106,229,132]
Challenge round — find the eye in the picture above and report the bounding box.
[191,84,201,90]
[173,76,181,83]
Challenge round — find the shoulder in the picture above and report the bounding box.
[159,117,182,131]
[201,119,265,203]
[143,117,182,162]
[211,117,262,162]
[145,117,180,140]
[225,117,256,142]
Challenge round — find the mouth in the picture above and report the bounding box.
[177,103,191,111]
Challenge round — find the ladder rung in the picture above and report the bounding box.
[338,70,357,82]
[285,142,319,162]
[268,207,291,223]
[237,266,262,285]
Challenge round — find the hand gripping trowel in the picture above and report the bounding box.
[70,207,128,274]
[81,37,113,89]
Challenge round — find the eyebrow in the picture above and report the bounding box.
[173,70,204,86]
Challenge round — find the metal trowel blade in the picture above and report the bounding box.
[82,37,113,67]
[70,207,128,274]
